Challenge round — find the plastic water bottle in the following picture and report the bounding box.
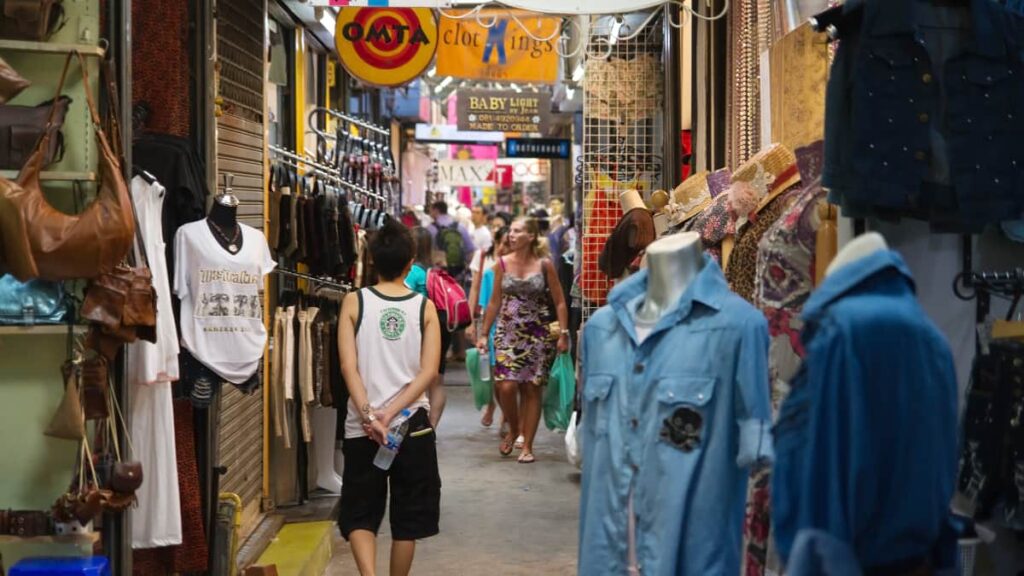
[478,350,492,382]
[373,409,413,471]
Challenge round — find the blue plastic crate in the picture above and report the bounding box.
[9,557,111,576]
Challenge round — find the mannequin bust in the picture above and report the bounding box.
[826,231,888,277]
[207,200,243,254]
[620,189,647,213]
[637,232,705,323]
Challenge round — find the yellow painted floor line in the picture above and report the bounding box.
[255,520,335,576]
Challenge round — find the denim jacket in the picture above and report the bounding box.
[772,250,959,571]
[823,0,1024,231]
[579,257,773,576]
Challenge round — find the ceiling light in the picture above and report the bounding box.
[318,8,336,35]
[434,76,454,94]
[427,66,437,78]
[565,86,575,99]
[571,63,585,83]
[510,83,522,93]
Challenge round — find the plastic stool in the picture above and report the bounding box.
[9,557,111,576]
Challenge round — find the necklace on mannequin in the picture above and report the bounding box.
[209,220,241,253]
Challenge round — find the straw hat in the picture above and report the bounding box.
[666,171,712,225]
[731,143,800,199]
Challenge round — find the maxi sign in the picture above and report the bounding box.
[335,8,437,87]
[456,90,551,134]
[436,10,559,83]
[437,159,496,187]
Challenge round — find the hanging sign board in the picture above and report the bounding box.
[335,8,438,87]
[506,137,571,159]
[414,123,505,144]
[436,10,560,83]
[315,1,449,5]
[310,1,661,14]
[456,90,551,134]
[437,159,496,187]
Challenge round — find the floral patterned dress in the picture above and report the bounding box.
[493,258,557,386]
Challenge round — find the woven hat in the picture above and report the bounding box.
[666,172,712,225]
[731,143,800,196]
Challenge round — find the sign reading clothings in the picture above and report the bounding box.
[437,159,496,187]
[505,137,570,159]
[437,10,560,83]
[335,8,438,87]
[456,90,551,134]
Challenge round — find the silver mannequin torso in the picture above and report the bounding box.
[636,232,705,323]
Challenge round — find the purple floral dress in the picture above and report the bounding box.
[493,259,557,386]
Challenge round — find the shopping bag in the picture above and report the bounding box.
[544,352,575,431]
[466,348,493,411]
[565,410,582,469]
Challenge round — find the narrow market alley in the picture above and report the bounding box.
[328,371,580,575]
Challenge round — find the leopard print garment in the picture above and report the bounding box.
[725,185,801,303]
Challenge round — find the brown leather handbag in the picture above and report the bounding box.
[0,52,134,282]
[0,56,29,104]
[43,360,85,440]
[0,0,64,40]
[0,95,69,170]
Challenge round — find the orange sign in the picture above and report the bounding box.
[336,8,438,87]
[437,10,559,84]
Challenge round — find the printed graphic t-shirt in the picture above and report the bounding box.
[174,220,276,384]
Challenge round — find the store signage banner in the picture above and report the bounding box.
[456,90,551,134]
[497,158,550,183]
[335,8,438,87]
[437,159,496,187]
[436,10,560,84]
[414,123,505,144]
[311,0,661,14]
[506,137,571,159]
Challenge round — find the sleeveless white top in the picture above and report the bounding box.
[345,287,430,439]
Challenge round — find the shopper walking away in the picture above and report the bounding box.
[470,205,493,256]
[478,218,570,463]
[428,200,475,279]
[337,220,443,576]
[474,226,510,428]
[406,227,449,429]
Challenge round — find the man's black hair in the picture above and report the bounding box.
[369,219,415,281]
[430,200,449,215]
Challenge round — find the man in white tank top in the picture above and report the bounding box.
[337,220,442,576]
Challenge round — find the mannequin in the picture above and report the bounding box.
[826,231,888,277]
[619,189,647,213]
[208,174,242,254]
[637,232,705,323]
[312,407,343,493]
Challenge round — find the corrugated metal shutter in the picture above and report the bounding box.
[215,0,266,541]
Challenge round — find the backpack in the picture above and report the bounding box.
[426,267,472,332]
[436,222,466,271]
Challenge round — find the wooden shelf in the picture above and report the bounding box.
[0,170,96,182]
[0,532,100,544]
[0,325,85,336]
[0,39,105,57]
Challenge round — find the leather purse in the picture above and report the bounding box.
[44,361,85,440]
[0,96,69,170]
[0,273,65,325]
[79,355,108,420]
[0,0,64,40]
[0,510,51,537]
[0,56,29,105]
[0,52,134,282]
[80,267,130,329]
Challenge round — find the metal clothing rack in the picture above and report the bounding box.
[273,268,352,291]
[955,267,1024,324]
[309,106,390,137]
[268,144,387,205]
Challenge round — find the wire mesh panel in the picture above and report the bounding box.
[580,13,664,321]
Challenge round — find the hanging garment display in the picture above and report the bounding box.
[172,220,275,384]
[772,249,958,571]
[822,0,1024,231]
[579,257,773,576]
[681,168,736,265]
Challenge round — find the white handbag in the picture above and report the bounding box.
[565,410,582,470]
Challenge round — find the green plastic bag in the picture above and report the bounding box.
[544,353,576,431]
[466,348,493,411]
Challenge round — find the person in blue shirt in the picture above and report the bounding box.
[405,226,449,428]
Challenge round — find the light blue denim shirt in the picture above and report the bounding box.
[579,257,774,576]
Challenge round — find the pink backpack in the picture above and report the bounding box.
[426,268,472,332]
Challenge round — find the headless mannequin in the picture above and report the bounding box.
[826,232,888,277]
[207,199,243,254]
[313,407,343,493]
[620,189,647,213]
[637,232,706,324]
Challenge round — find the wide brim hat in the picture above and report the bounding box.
[669,172,712,225]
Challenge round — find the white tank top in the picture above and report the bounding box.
[345,287,430,439]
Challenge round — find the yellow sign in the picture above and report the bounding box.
[437,10,559,84]
[336,8,438,88]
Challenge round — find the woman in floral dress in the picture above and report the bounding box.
[478,218,569,463]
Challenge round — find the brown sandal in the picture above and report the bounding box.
[518,452,536,464]
[500,435,515,456]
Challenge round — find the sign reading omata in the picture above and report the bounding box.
[335,8,438,87]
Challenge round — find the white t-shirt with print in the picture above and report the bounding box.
[174,220,276,384]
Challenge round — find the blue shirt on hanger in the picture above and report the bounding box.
[579,256,773,576]
[772,250,959,572]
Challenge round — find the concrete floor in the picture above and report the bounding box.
[327,371,580,575]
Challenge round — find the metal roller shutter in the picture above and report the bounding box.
[215,0,267,542]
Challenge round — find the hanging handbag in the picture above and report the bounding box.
[0,56,29,105]
[106,389,142,494]
[0,95,69,170]
[0,0,64,40]
[0,273,65,325]
[0,51,134,282]
[79,355,108,420]
[44,360,86,440]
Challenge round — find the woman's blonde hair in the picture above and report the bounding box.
[514,217,549,259]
